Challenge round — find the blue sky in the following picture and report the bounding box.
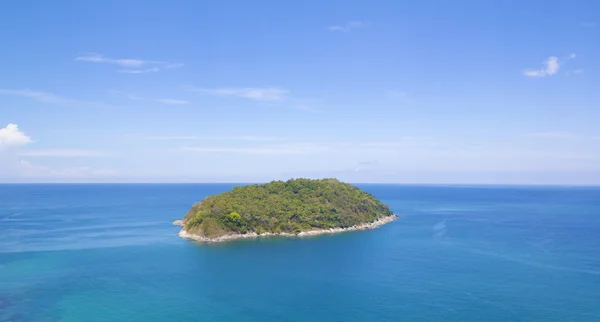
[1,0,599,184]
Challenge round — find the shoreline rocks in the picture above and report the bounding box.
[174,214,398,244]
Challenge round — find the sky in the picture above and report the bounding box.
[1,0,599,184]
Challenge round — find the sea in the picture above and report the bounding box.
[1,184,599,321]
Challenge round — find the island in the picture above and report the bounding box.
[174,178,398,243]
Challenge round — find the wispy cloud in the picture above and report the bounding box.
[18,160,117,178]
[387,90,416,103]
[580,22,597,28]
[0,125,117,179]
[147,136,201,140]
[188,86,323,112]
[526,132,581,138]
[127,94,144,100]
[178,137,432,156]
[327,21,364,32]
[261,101,324,113]
[181,144,327,155]
[0,89,75,104]
[111,91,189,105]
[0,88,111,108]
[346,137,433,148]
[75,53,182,73]
[117,67,160,74]
[566,69,585,77]
[154,99,189,105]
[523,56,561,77]
[18,149,110,157]
[0,124,32,148]
[148,135,285,141]
[76,53,146,67]
[190,87,288,102]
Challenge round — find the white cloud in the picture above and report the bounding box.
[523,70,546,77]
[0,125,117,180]
[0,124,32,148]
[75,53,145,67]
[572,69,584,74]
[18,149,109,157]
[0,89,74,103]
[567,53,576,60]
[154,99,189,105]
[75,53,181,73]
[117,67,160,74]
[523,56,560,77]
[190,87,288,102]
[327,21,364,32]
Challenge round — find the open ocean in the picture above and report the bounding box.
[1,184,599,321]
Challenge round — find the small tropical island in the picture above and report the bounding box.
[174,178,398,243]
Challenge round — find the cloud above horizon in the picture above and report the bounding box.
[0,124,32,148]
[18,160,117,178]
[190,87,288,102]
[0,88,112,108]
[180,143,327,155]
[148,135,285,141]
[523,56,561,77]
[154,98,189,105]
[111,91,189,105]
[117,67,160,74]
[75,53,182,73]
[327,21,364,32]
[0,124,116,179]
[176,137,436,157]
[0,89,75,104]
[526,132,581,139]
[18,149,110,157]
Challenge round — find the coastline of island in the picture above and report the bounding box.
[173,214,398,244]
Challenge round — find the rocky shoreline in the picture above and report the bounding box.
[173,214,398,244]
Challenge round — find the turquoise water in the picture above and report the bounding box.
[1,184,600,321]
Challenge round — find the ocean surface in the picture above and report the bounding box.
[1,184,599,321]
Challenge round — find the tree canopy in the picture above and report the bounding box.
[181,178,394,238]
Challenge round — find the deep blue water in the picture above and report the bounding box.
[1,184,600,321]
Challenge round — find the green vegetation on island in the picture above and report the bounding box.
[180,178,395,238]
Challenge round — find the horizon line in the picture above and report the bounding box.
[1,181,599,187]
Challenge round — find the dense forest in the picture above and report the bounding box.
[181,178,394,238]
